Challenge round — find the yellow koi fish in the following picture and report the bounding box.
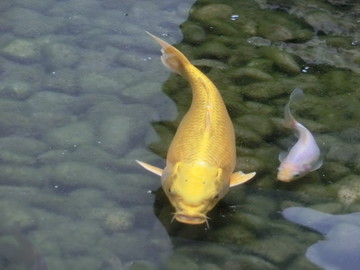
[137,32,256,225]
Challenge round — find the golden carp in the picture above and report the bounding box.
[137,33,255,225]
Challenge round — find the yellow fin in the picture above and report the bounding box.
[146,31,190,76]
[230,171,256,187]
[136,160,163,176]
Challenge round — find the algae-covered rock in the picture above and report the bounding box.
[44,68,79,94]
[235,114,274,138]
[230,67,273,83]
[210,225,254,245]
[54,221,103,255]
[257,23,294,42]
[87,207,135,232]
[198,41,231,60]
[181,22,207,44]
[225,254,277,270]
[0,165,47,187]
[121,81,163,102]
[0,136,47,156]
[248,235,303,264]
[0,80,34,99]
[44,121,95,149]
[98,115,143,156]
[79,72,120,95]
[3,8,64,38]
[128,260,158,270]
[260,47,301,74]
[48,161,116,190]
[27,91,79,113]
[164,253,199,270]
[99,232,148,261]
[2,39,40,63]
[42,42,81,70]
[192,4,233,21]
[0,200,36,231]
[326,142,357,164]
[66,256,102,270]
[336,175,360,206]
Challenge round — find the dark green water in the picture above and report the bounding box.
[0,0,359,269]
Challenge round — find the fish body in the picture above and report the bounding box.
[137,33,255,225]
[277,88,322,182]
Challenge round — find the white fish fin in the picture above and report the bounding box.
[230,171,256,187]
[136,160,163,176]
[278,151,288,162]
[311,160,323,171]
[146,32,189,76]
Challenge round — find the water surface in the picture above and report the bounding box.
[0,0,359,269]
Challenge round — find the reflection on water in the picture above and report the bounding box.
[283,207,360,270]
[0,0,359,269]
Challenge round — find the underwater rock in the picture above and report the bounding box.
[230,67,273,83]
[121,81,163,102]
[87,207,135,233]
[326,142,357,164]
[0,165,47,187]
[27,91,79,114]
[0,136,47,156]
[192,4,233,21]
[2,39,40,64]
[42,42,81,70]
[0,200,36,231]
[283,207,360,270]
[248,234,303,264]
[336,175,360,206]
[44,121,95,149]
[226,254,277,270]
[79,72,120,95]
[54,221,103,255]
[44,69,79,94]
[260,47,300,74]
[257,23,294,42]
[48,161,116,190]
[0,80,34,100]
[181,22,207,44]
[164,253,199,270]
[3,7,64,38]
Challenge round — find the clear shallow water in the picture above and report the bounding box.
[0,0,359,269]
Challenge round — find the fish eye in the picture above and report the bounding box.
[214,194,219,200]
[293,172,300,178]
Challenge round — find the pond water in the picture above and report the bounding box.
[0,0,359,269]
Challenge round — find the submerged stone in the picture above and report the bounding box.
[42,42,81,70]
[45,121,95,149]
[192,4,233,21]
[261,47,300,74]
[2,39,40,63]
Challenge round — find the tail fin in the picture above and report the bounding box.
[284,88,304,128]
[146,32,190,76]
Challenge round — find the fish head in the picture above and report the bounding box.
[161,162,228,225]
[277,162,310,182]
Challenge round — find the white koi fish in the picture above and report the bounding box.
[277,88,322,182]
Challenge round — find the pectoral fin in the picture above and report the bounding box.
[230,171,256,187]
[311,160,323,171]
[136,160,163,176]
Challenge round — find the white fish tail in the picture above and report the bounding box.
[284,88,304,128]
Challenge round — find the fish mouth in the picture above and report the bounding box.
[277,171,292,182]
[174,213,208,225]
